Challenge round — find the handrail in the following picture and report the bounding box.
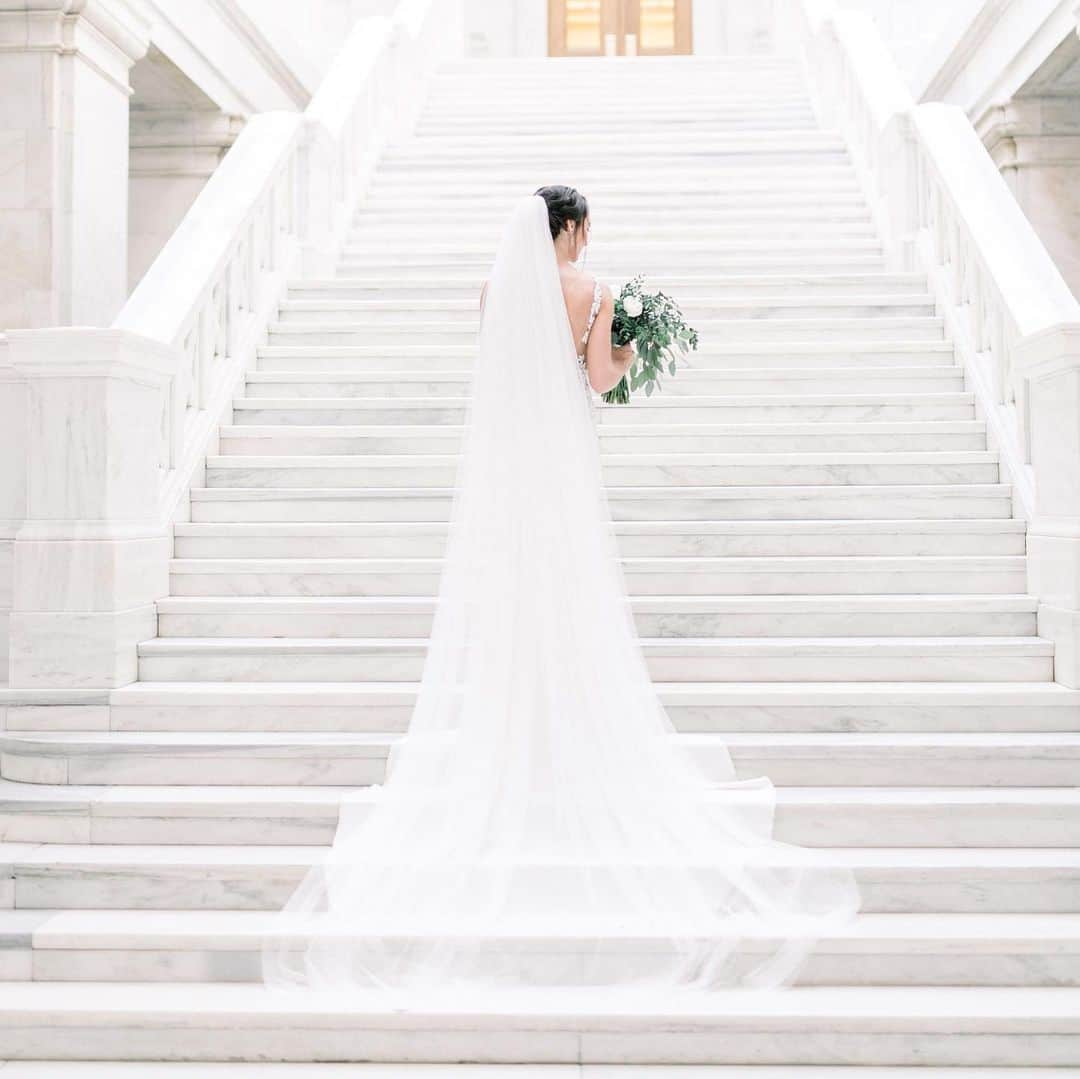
[109,0,461,524]
[797,1,1080,519]
[912,104,1080,340]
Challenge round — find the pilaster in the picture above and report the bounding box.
[0,0,150,328]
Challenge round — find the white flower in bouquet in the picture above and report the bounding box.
[604,276,700,405]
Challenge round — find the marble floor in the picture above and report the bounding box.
[4,1069,1080,1077]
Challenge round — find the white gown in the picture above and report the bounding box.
[262,194,861,1001]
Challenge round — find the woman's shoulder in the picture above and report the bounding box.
[570,270,610,304]
[587,276,613,310]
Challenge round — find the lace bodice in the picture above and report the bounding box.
[576,278,603,365]
[575,280,603,414]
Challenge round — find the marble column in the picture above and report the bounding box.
[979,98,1080,301]
[0,0,150,329]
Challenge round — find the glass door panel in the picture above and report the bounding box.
[549,1,692,57]
[565,0,603,52]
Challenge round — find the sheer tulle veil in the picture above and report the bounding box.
[261,194,861,999]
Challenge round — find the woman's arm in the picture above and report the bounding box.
[584,285,635,394]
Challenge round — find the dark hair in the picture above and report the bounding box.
[534,185,589,242]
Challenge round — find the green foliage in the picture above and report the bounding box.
[601,275,700,406]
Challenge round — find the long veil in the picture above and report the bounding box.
[262,194,861,999]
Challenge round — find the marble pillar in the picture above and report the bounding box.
[979,98,1080,301]
[0,0,150,329]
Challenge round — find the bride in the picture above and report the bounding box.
[262,188,861,999]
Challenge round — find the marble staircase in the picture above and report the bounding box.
[2,56,1080,1067]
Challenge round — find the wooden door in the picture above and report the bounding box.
[548,0,693,58]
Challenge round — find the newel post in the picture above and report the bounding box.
[1016,323,1080,687]
[5,329,175,689]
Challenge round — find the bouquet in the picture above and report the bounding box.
[603,276,700,405]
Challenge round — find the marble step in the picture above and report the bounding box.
[262,320,941,348]
[166,554,1025,598]
[379,164,854,188]
[134,636,1052,683]
[356,189,862,211]
[3,843,1079,912]
[384,129,845,152]
[218,421,990,455]
[368,176,864,199]
[405,112,827,129]
[242,371,964,400]
[355,201,869,225]
[4,730,1078,788]
[204,452,998,490]
[346,221,881,244]
[416,109,819,129]
[337,253,888,275]
[152,594,1037,640]
[1,1068,1077,1079]
[172,520,1027,559]
[371,170,860,193]
[351,212,877,234]
[228,394,980,428]
[336,239,885,264]
[430,72,805,87]
[276,299,937,325]
[417,110,818,126]
[422,111,819,130]
[288,271,932,299]
[378,155,853,177]
[187,484,1013,523]
[167,543,1028,592]
[4,780,1078,848]
[94,681,1080,735]
[431,63,803,76]
[423,97,813,111]
[3,983,1080,1065]
[365,184,860,204]
[253,346,961,375]
[7,911,1080,988]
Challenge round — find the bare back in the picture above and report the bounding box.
[559,265,602,352]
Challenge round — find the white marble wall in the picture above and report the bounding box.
[838,0,984,87]
[1005,155,1080,301]
[232,0,372,94]
[127,111,241,290]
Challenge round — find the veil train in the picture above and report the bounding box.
[261,194,861,999]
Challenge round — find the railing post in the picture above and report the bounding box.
[1016,324,1080,687]
[878,111,918,271]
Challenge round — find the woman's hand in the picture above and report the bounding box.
[612,341,635,370]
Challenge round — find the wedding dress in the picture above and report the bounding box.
[262,193,861,1000]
